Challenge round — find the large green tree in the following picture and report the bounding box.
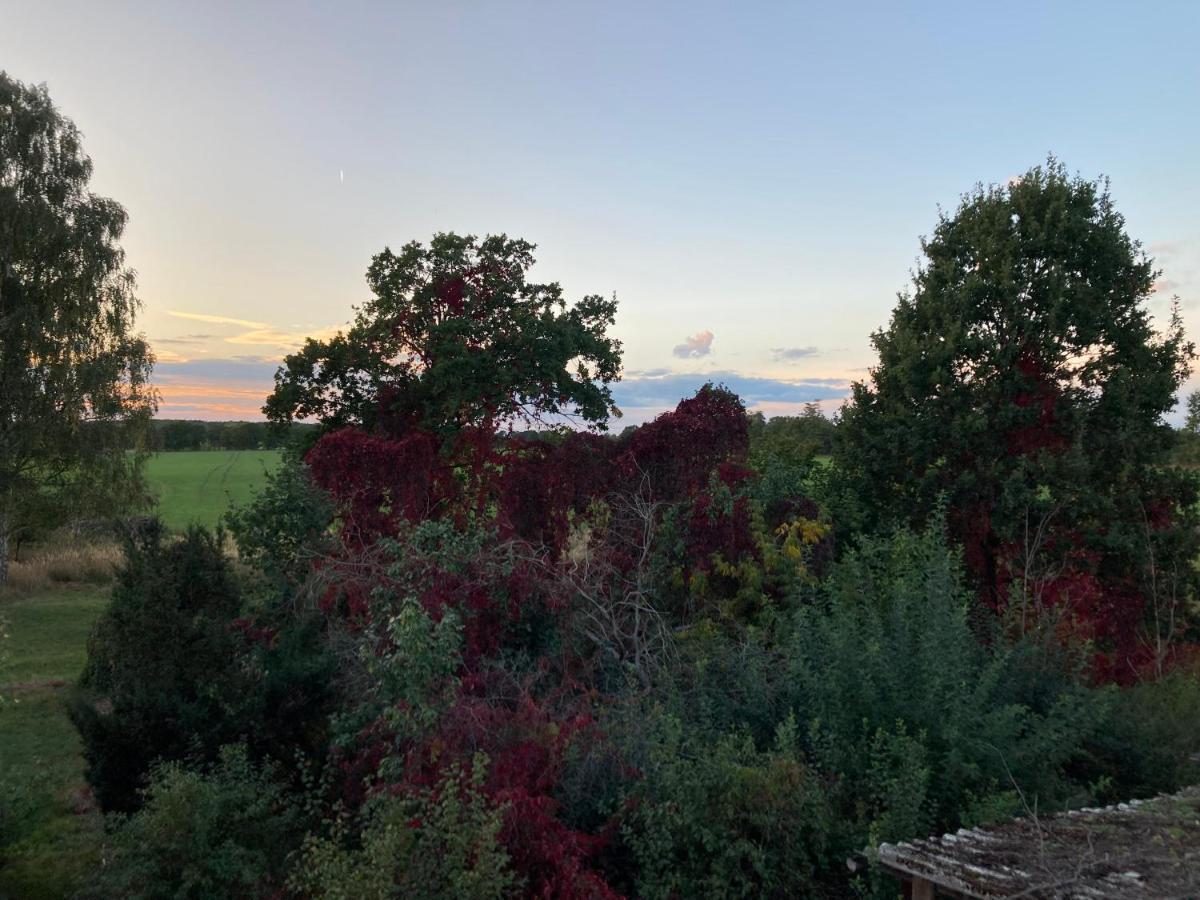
[265,232,622,436]
[836,161,1196,674]
[1183,390,1200,435]
[0,72,155,583]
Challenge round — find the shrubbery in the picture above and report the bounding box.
[292,754,517,899]
[78,745,301,900]
[787,526,1108,844]
[225,449,334,587]
[620,714,831,899]
[69,377,1200,898]
[70,520,334,812]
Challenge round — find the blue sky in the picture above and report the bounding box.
[4,1,1199,421]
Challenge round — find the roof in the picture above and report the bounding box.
[875,786,1200,898]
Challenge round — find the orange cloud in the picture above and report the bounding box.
[168,310,269,329]
[224,325,343,353]
[156,382,269,419]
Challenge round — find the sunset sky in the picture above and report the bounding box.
[4,1,1199,423]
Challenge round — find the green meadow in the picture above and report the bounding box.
[144,449,282,530]
[0,587,107,899]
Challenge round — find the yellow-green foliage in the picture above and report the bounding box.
[292,754,517,900]
[76,745,302,900]
[622,713,831,899]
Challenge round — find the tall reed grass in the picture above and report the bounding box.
[3,540,121,595]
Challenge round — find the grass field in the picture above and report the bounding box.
[0,586,108,899]
[145,449,281,530]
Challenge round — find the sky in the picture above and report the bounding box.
[3,0,1200,423]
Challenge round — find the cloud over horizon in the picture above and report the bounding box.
[672,330,714,358]
[149,356,855,423]
[611,369,850,424]
[168,310,269,329]
[771,346,820,361]
[153,357,284,419]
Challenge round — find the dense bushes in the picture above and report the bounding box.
[225,449,334,586]
[1083,668,1200,800]
[787,526,1107,843]
[78,745,301,900]
[73,372,1200,898]
[620,714,832,899]
[70,521,333,813]
[292,755,517,899]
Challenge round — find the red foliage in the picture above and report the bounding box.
[332,717,397,811]
[1006,352,1068,457]
[617,384,749,501]
[416,556,562,668]
[316,575,372,622]
[682,462,760,579]
[306,427,459,547]
[229,617,278,648]
[303,385,764,896]
[496,433,618,556]
[390,680,621,898]
[988,523,1178,685]
[497,440,575,553]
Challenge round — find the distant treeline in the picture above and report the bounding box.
[151,420,319,452]
[153,408,1198,464]
[150,412,836,455]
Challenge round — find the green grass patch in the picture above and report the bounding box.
[145,449,281,530]
[1,586,108,899]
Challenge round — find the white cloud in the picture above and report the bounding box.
[771,346,819,362]
[672,330,714,359]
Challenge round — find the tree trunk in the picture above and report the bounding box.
[0,519,8,587]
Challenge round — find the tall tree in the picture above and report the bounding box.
[1184,390,1200,435]
[0,72,155,583]
[265,233,622,437]
[837,160,1196,677]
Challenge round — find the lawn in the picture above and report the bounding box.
[145,449,281,530]
[0,586,108,899]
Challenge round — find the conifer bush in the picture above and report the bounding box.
[69,523,249,812]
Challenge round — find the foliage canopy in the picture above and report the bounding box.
[0,71,155,580]
[836,160,1198,676]
[265,233,622,436]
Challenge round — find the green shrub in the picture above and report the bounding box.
[77,744,301,900]
[622,713,831,899]
[292,753,517,900]
[1084,668,1200,801]
[788,526,1109,846]
[225,450,333,587]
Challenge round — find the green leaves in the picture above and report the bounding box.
[293,754,517,900]
[836,160,1199,664]
[0,73,155,576]
[77,745,302,900]
[266,232,622,436]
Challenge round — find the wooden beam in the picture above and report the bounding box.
[911,877,936,900]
